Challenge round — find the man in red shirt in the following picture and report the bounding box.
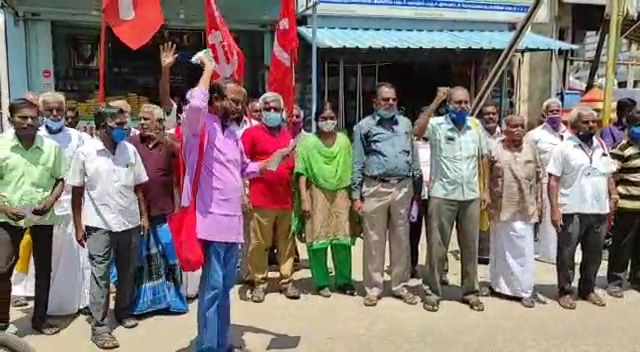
[242,92,299,303]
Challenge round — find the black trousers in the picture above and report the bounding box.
[409,199,429,271]
[0,222,53,329]
[607,210,640,288]
[556,214,607,296]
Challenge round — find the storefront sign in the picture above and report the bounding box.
[42,69,52,79]
[299,0,548,23]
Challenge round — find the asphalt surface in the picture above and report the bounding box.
[11,239,640,352]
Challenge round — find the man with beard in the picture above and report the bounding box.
[0,98,67,335]
[68,106,149,349]
[181,57,275,352]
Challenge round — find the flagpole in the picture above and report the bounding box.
[98,7,107,104]
[310,1,318,133]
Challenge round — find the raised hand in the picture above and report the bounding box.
[160,42,177,69]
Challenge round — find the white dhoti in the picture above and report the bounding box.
[490,220,535,298]
[11,259,35,298]
[47,214,91,315]
[182,271,201,298]
[535,181,557,263]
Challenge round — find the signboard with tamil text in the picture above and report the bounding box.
[297,0,548,23]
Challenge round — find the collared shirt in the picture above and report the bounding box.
[0,132,67,226]
[525,123,573,180]
[489,140,541,222]
[601,123,625,149]
[426,116,488,201]
[38,126,85,216]
[230,116,259,138]
[351,114,419,200]
[611,139,640,210]
[129,135,177,217]
[182,87,261,243]
[416,139,431,200]
[241,123,295,210]
[546,136,615,214]
[67,138,149,231]
[484,127,503,151]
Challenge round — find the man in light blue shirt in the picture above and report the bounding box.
[412,86,490,313]
[352,82,421,307]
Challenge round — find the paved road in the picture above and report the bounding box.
[12,240,640,352]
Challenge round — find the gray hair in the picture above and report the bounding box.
[567,107,596,128]
[542,98,562,112]
[258,92,284,110]
[109,100,132,114]
[140,104,164,121]
[38,91,66,110]
[504,114,527,127]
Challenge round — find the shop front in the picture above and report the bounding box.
[295,0,577,132]
[9,0,281,125]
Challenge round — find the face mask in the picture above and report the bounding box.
[447,105,469,125]
[318,120,337,133]
[44,118,64,133]
[109,125,128,144]
[629,126,640,142]
[262,112,283,128]
[577,131,595,144]
[546,115,562,129]
[376,108,397,120]
[14,125,38,140]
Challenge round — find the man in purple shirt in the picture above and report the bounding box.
[182,58,277,352]
[601,98,636,149]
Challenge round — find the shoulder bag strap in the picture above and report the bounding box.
[190,125,208,206]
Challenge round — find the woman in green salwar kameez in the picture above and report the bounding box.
[295,103,355,297]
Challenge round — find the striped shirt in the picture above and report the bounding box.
[611,140,640,210]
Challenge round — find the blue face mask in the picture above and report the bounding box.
[376,108,397,120]
[448,105,469,125]
[629,125,640,142]
[44,117,64,133]
[109,125,128,143]
[262,112,283,128]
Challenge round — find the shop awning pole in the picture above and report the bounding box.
[470,0,543,117]
[98,10,107,104]
[310,1,318,133]
[602,0,622,127]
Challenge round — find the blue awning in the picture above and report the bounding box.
[297,27,578,52]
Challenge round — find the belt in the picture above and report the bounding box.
[365,176,410,185]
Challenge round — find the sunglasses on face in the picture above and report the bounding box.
[262,107,282,113]
[379,97,398,103]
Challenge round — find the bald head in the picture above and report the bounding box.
[224,80,247,121]
[447,86,471,112]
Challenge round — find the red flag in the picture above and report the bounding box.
[102,0,164,50]
[268,0,298,116]
[205,0,245,82]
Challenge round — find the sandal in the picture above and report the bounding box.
[606,286,624,299]
[558,294,576,310]
[33,322,61,336]
[394,291,419,305]
[464,296,485,312]
[520,297,535,308]
[422,296,440,312]
[11,297,28,308]
[91,332,120,350]
[117,318,139,329]
[582,292,606,307]
[363,295,378,307]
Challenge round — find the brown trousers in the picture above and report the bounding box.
[247,208,296,288]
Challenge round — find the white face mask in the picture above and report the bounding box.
[318,120,337,133]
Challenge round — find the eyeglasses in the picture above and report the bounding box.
[379,97,398,103]
[262,107,282,113]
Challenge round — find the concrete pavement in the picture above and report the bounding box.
[12,240,640,352]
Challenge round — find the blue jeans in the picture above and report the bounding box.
[196,241,239,352]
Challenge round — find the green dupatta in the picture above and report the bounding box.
[291,133,352,237]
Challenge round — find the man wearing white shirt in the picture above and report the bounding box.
[37,92,91,317]
[525,98,573,264]
[67,106,149,350]
[547,107,618,310]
